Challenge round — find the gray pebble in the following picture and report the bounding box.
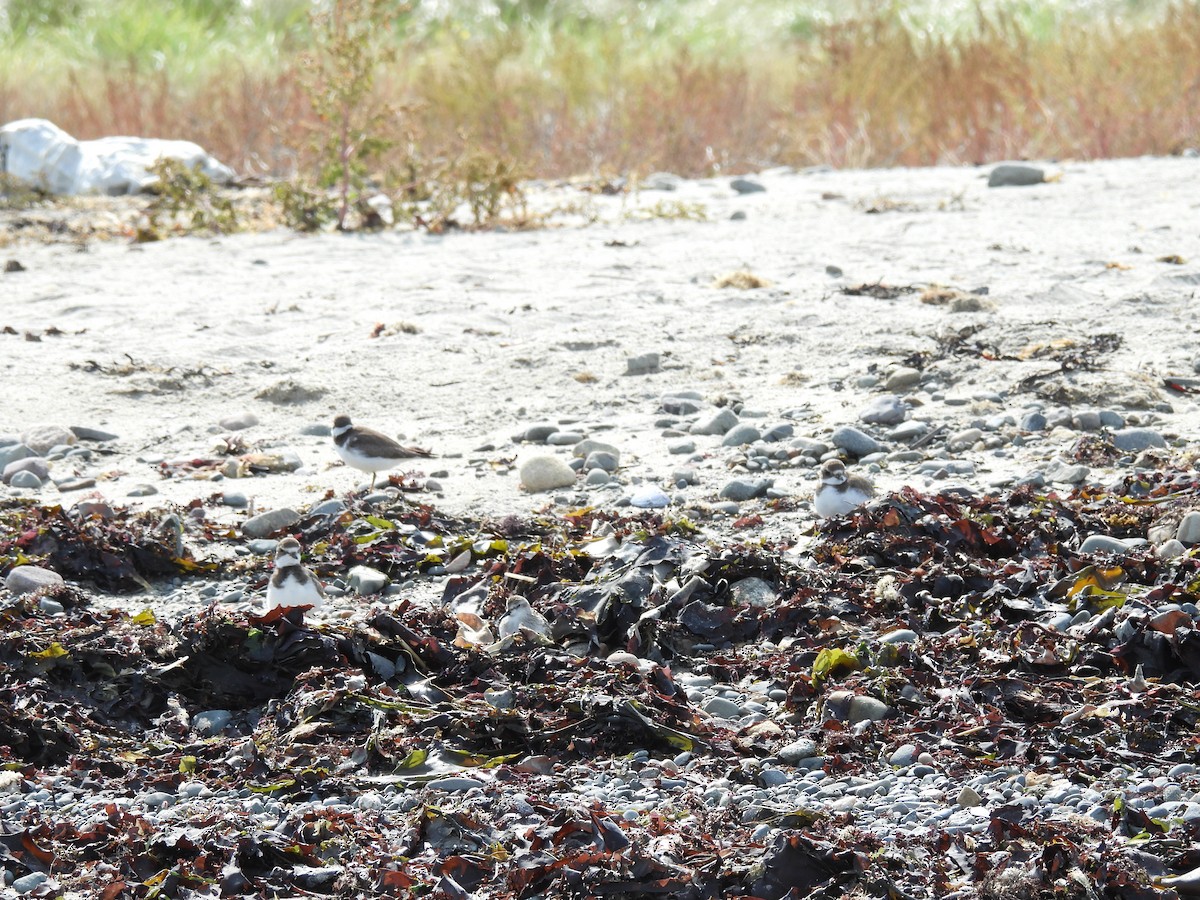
[585,469,610,486]
[957,785,983,807]
[730,210,747,221]
[37,597,64,615]
[70,425,119,442]
[722,424,761,447]
[1020,411,1047,431]
[574,438,620,462]
[20,424,75,454]
[56,477,95,493]
[660,394,705,416]
[1072,410,1102,431]
[890,421,928,442]
[692,408,739,436]
[791,437,829,457]
[248,539,279,555]
[584,450,620,472]
[718,478,770,502]
[1044,459,1091,485]
[702,696,743,719]
[1177,512,1200,545]
[777,738,818,763]
[12,873,48,894]
[299,423,332,437]
[142,791,175,810]
[885,367,921,391]
[5,565,63,595]
[310,499,346,518]
[730,177,766,194]
[0,443,36,469]
[515,423,558,443]
[625,352,660,375]
[219,589,245,605]
[1080,534,1142,555]
[729,577,776,608]
[242,507,300,538]
[2,456,49,484]
[668,439,696,455]
[1111,428,1166,452]
[349,565,389,595]
[219,412,258,431]
[193,709,233,736]
[947,428,982,451]
[672,468,697,485]
[630,486,670,508]
[7,470,43,489]
[1158,539,1186,561]
[860,395,907,426]
[889,744,919,767]
[760,423,794,442]
[1098,410,1125,429]
[426,777,485,792]
[221,491,249,508]
[988,163,1045,187]
[830,426,884,457]
[880,629,918,645]
[126,483,158,497]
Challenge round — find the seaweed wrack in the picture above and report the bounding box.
[0,474,1199,897]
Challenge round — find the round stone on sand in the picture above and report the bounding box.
[520,456,576,492]
[20,424,75,455]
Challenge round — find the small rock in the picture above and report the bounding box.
[947,427,982,451]
[5,259,26,273]
[890,421,928,442]
[643,172,681,191]
[668,439,696,455]
[1080,534,1140,555]
[719,478,770,502]
[660,392,706,416]
[692,408,739,436]
[885,367,921,391]
[729,577,776,608]
[1072,410,1102,432]
[702,696,744,719]
[5,462,48,487]
[193,710,233,736]
[5,565,63,594]
[515,423,558,443]
[574,438,620,462]
[126,483,158,497]
[1098,410,1125,429]
[625,352,660,375]
[221,491,249,508]
[242,507,301,538]
[988,163,1045,187]
[1044,458,1091,485]
[722,423,761,447]
[889,744,919,767]
[0,443,36,468]
[777,738,818,763]
[70,425,119,442]
[219,412,258,431]
[880,629,919,645]
[55,476,95,492]
[19,424,75,455]
[1158,539,1186,561]
[1021,411,1047,431]
[760,423,794,442]
[520,456,576,492]
[427,777,485,792]
[348,565,389,595]
[830,426,884,457]
[859,395,907,426]
[1178,512,1200,545]
[38,597,64,615]
[957,785,983,807]
[630,486,670,508]
[584,450,619,472]
[1111,428,1167,452]
[585,469,610,485]
[849,695,892,723]
[730,177,766,194]
[12,872,49,894]
[546,431,584,446]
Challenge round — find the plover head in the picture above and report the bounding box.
[274,536,303,568]
[819,458,849,486]
[332,415,352,436]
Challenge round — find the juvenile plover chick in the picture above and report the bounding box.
[266,537,325,610]
[813,458,875,518]
[331,414,432,489]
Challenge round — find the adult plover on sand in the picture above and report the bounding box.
[331,415,432,489]
[813,458,875,518]
[266,537,325,610]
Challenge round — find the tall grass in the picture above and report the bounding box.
[1,0,1197,178]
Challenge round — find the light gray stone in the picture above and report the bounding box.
[722,423,761,447]
[957,785,983,807]
[0,443,36,468]
[193,709,233,736]
[729,577,776,608]
[5,565,63,594]
[668,439,696,455]
[778,738,818,763]
[885,367,921,391]
[515,423,557,443]
[849,695,892,723]
[660,395,705,416]
[889,743,919,767]
[574,438,619,461]
[719,478,770,502]
[520,456,576,492]
[860,395,906,426]
[1021,411,1047,431]
[630,486,670,508]
[349,565,389,595]
[1080,534,1142,555]
[70,425,119,442]
[7,470,43,489]
[1111,428,1167,452]
[546,431,584,446]
[12,872,49,894]
[947,428,982,451]
[583,450,620,473]
[126,483,158,497]
[1157,539,1186,561]
[880,629,919,645]
[427,777,485,791]
[830,426,883,457]
[692,408,739,436]
[242,507,301,538]
[702,696,744,719]
[988,163,1045,187]
[1177,512,1200,545]
[218,412,258,431]
[20,424,75,454]
[730,177,766,194]
[1044,458,1091,485]
[625,352,660,375]
[890,421,928,442]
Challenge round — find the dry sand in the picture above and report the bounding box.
[3,156,1199,575]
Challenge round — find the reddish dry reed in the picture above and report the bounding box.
[2,5,1197,178]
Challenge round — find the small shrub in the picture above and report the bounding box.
[139,158,237,239]
[273,182,337,232]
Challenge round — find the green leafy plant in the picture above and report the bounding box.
[273,181,337,232]
[301,0,408,230]
[139,158,237,240]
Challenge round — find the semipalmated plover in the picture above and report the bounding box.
[331,415,432,489]
[266,537,325,610]
[813,458,875,518]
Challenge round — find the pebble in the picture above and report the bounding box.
[702,696,743,720]
[730,177,766,194]
[70,425,119,442]
[218,412,258,431]
[221,491,249,508]
[585,469,610,485]
[427,777,485,792]
[12,873,48,894]
[1021,411,1047,431]
[889,744,919,767]
[889,421,928,442]
[574,438,619,461]
[582,450,619,473]
[660,393,705,416]
[1043,459,1091,485]
[38,598,64,615]
[193,709,232,736]
[668,439,696,455]
[692,408,739,436]
[349,566,389,595]
[520,456,576,492]
[629,486,670,508]
[1158,539,1186,561]
[718,478,771,502]
[777,738,819,763]
[126,483,158,497]
[722,424,761,447]
[625,352,660,375]
[988,163,1045,187]
[729,577,777,608]
[947,428,982,451]
[880,629,919,645]
[7,470,43,489]
[514,423,557,443]
[56,477,95,492]
[1178,512,1200,545]
[0,443,35,468]
[5,565,63,594]
[20,424,76,454]
[760,423,794,442]
[830,426,884,457]
[242,507,300,538]
[957,785,983,807]
[885,367,922,391]
[546,431,584,446]
[1079,534,1142,555]
[1072,410,1102,432]
[1112,428,1167,452]
[643,172,681,191]
[860,395,907,426]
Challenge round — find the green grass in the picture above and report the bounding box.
[1,0,1196,180]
